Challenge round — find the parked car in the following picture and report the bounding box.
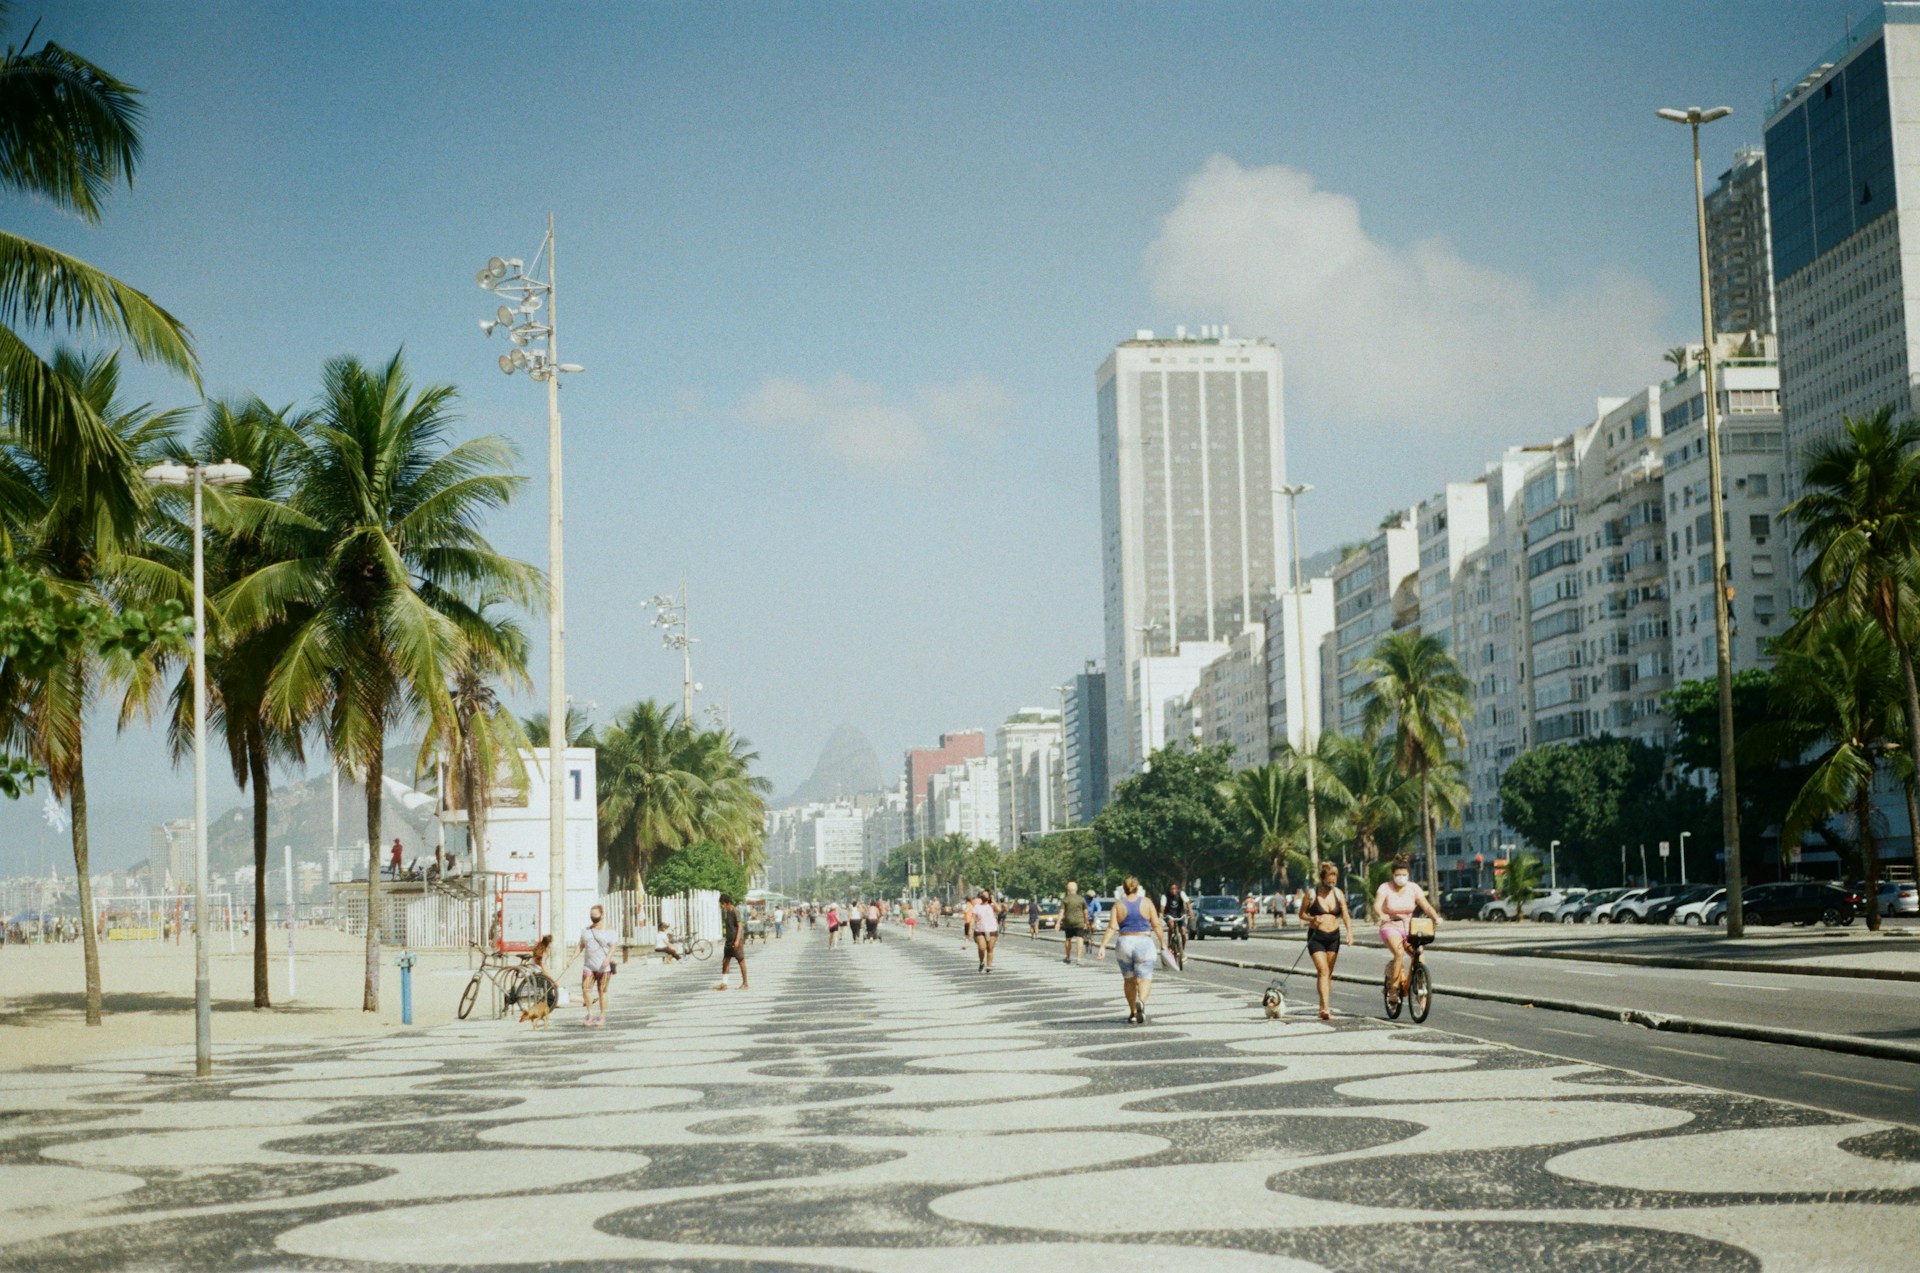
[1190,894,1250,940]
[1743,882,1863,927]
[1671,888,1725,925]
[1614,883,1693,924]
[1440,887,1496,921]
[1561,888,1626,923]
[1522,888,1586,921]
[1478,896,1520,921]
[1593,888,1649,923]
[1642,884,1712,925]
[1843,879,1920,917]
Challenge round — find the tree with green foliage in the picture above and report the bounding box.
[1788,405,1920,881]
[1219,760,1307,889]
[1093,743,1237,889]
[1666,669,1802,878]
[1499,735,1672,887]
[1498,853,1544,908]
[1315,732,1410,869]
[645,838,748,900]
[1361,630,1471,891]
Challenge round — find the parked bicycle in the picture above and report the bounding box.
[1383,916,1434,1023]
[458,947,557,1020]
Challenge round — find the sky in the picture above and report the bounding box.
[1,0,1856,873]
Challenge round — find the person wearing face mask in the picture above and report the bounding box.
[1373,854,1440,1009]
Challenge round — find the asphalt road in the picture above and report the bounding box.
[1011,930,1920,1129]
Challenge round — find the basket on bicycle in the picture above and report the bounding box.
[1407,916,1436,945]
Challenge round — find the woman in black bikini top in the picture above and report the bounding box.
[1303,863,1354,1021]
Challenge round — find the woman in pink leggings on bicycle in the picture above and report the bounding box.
[1373,854,1441,999]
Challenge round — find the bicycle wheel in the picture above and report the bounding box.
[1408,961,1431,1023]
[522,971,557,1008]
[458,974,480,1020]
[1382,966,1403,1020]
[500,966,530,1014]
[689,938,714,961]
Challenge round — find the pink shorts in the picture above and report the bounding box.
[1379,922,1409,946]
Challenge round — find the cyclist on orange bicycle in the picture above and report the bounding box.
[1373,854,1441,1001]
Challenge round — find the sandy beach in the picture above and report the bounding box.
[0,928,566,1072]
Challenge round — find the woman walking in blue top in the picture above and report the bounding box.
[1096,877,1169,1024]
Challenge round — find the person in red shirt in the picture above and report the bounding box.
[388,838,403,879]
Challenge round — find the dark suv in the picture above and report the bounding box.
[1440,888,1496,921]
[1741,882,1863,927]
[1645,885,1716,925]
[1191,895,1250,940]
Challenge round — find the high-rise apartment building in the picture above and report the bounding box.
[1263,579,1333,757]
[1416,481,1491,652]
[861,786,910,873]
[996,708,1063,850]
[1660,351,1786,680]
[903,730,986,839]
[1061,664,1108,825]
[1765,6,1916,524]
[1192,626,1269,768]
[928,755,1000,845]
[1326,515,1420,737]
[1706,146,1777,337]
[1098,327,1288,789]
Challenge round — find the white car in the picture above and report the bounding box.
[1478,897,1520,921]
[1672,888,1724,926]
[1593,888,1648,923]
[1521,888,1585,921]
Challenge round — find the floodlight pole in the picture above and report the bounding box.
[543,212,568,944]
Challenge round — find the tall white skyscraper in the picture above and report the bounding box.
[1098,327,1287,789]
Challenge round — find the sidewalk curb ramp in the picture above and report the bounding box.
[1180,949,1920,1067]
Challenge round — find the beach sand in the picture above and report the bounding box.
[0,928,550,1071]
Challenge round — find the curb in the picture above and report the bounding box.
[1241,930,1920,985]
[1179,948,1920,1067]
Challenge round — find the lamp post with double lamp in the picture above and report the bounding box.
[1658,104,1744,937]
[1275,484,1322,874]
[144,459,252,1077]
[649,583,698,722]
[477,218,584,942]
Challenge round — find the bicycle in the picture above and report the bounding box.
[1164,915,1188,969]
[1382,917,1434,1024]
[458,948,557,1020]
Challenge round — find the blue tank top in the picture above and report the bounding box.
[1119,897,1150,934]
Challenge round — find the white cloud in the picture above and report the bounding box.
[738,373,1013,473]
[1145,156,1670,461]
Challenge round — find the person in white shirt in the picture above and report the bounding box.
[567,905,617,1027]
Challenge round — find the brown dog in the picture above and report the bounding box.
[518,1000,552,1029]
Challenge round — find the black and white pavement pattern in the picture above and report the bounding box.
[2,929,1918,1271]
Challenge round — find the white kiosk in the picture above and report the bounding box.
[482,746,599,942]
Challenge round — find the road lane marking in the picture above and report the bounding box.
[1799,1070,1911,1092]
[1649,1044,1722,1060]
[1540,1027,1592,1038]
[1455,1010,1500,1022]
[1562,969,1619,977]
[1711,982,1783,992]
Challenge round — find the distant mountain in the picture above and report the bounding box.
[204,744,442,875]
[780,723,884,807]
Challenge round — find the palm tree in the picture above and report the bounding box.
[685,725,772,872]
[1219,761,1306,887]
[1760,615,1905,931]
[226,351,538,1011]
[523,702,595,748]
[1317,732,1409,875]
[0,18,197,535]
[1788,405,1920,882]
[0,349,183,1024]
[1361,630,1471,892]
[423,601,530,884]
[1497,853,1544,909]
[596,700,701,887]
[144,400,311,1009]
[1664,346,1694,377]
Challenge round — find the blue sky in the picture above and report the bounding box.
[3,1,1851,871]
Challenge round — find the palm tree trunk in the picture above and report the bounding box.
[249,727,271,1009]
[1898,639,1920,881]
[462,748,485,882]
[1858,778,1883,933]
[363,743,383,1012]
[70,732,102,1026]
[1419,769,1438,891]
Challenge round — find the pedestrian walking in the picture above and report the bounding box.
[826,902,842,948]
[865,900,880,942]
[773,905,786,939]
[968,890,998,972]
[1302,862,1354,1021]
[566,905,616,1027]
[1060,879,1090,965]
[715,894,748,990]
[1096,876,1167,1024]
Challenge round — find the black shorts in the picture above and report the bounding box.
[1061,925,1087,940]
[1306,928,1341,956]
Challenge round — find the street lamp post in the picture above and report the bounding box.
[144,459,253,1077]
[1276,484,1320,874]
[650,582,698,722]
[1658,104,1743,937]
[1134,620,1160,766]
[1679,830,1692,885]
[1548,839,1560,891]
[477,218,584,942]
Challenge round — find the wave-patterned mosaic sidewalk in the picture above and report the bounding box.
[3,930,1918,1271]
